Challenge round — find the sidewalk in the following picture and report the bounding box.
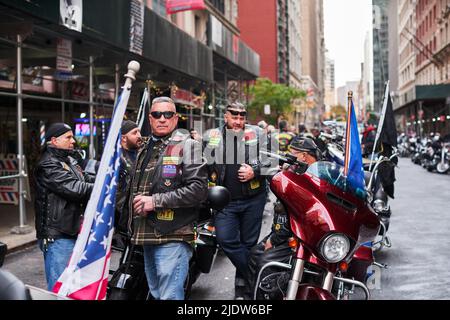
[0,201,37,253]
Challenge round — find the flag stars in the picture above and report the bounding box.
[100,236,108,250]
[103,194,112,208]
[88,231,97,244]
[95,212,104,226]
[106,164,114,177]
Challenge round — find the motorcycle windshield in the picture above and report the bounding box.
[306,161,367,200]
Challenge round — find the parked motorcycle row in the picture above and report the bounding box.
[399,133,450,174]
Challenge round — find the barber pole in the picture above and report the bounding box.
[40,121,45,146]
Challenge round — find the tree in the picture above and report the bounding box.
[330,105,347,121]
[246,78,306,123]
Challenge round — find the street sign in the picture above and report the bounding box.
[264,104,271,115]
[56,38,72,80]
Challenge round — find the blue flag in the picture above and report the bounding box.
[344,99,366,198]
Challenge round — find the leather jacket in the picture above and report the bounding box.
[34,146,94,239]
[127,131,209,236]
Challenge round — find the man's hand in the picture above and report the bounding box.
[238,164,255,183]
[264,238,273,251]
[133,195,155,217]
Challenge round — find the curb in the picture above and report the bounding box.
[6,239,38,256]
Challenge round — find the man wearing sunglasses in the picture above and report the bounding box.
[204,102,270,300]
[127,96,208,300]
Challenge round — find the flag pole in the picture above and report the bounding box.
[344,91,353,177]
[369,80,390,171]
[56,61,140,299]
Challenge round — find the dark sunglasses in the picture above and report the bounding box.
[227,109,247,117]
[150,111,176,119]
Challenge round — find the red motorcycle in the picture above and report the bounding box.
[255,153,380,300]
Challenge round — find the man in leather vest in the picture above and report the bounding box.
[128,97,208,300]
[115,120,143,237]
[203,102,271,300]
[34,123,94,291]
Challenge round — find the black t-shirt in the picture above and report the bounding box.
[223,134,244,200]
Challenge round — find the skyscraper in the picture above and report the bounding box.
[372,0,390,112]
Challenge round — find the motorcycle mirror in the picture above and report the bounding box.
[0,241,7,268]
[207,186,231,211]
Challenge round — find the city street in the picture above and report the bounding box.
[2,157,450,300]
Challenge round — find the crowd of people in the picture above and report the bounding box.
[33,97,330,300]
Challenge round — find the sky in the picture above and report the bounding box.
[324,0,372,88]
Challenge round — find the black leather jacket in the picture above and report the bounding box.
[34,146,95,239]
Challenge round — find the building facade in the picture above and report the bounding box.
[289,0,302,89]
[237,0,290,84]
[324,54,336,113]
[300,0,325,127]
[372,0,390,112]
[395,0,450,136]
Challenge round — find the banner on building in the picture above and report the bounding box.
[166,0,206,14]
[56,38,73,80]
[130,0,145,55]
[171,87,205,109]
[0,154,31,205]
[60,0,83,32]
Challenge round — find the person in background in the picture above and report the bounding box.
[115,120,143,238]
[310,127,327,152]
[34,123,94,291]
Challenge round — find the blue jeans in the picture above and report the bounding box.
[215,191,267,285]
[143,241,193,300]
[38,238,76,291]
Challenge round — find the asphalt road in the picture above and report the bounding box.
[3,157,450,300]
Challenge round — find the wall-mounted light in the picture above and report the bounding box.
[80,113,86,118]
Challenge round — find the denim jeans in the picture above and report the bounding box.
[214,191,267,286]
[142,241,193,300]
[38,238,76,291]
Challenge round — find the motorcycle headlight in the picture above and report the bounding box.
[319,233,350,263]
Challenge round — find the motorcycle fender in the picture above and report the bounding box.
[295,284,336,300]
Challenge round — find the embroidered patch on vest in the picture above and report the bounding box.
[250,179,260,190]
[157,209,174,221]
[162,165,177,178]
[162,156,180,165]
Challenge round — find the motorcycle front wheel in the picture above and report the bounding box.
[437,162,449,174]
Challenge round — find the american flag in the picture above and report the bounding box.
[53,85,131,300]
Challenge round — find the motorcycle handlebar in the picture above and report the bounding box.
[260,151,309,172]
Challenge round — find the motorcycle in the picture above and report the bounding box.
[0,241,70,300]
[107,186,230,300]
[320,132,345,166]
[436,143,450,174]
[254,152,380,300]
[364,152,398,251]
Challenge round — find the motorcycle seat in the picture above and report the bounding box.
[0,270,31,300]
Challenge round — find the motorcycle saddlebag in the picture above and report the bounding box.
[195,232,218,274]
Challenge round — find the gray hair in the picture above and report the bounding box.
[151,96,176,107]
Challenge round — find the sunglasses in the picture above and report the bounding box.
[227,109,247,117]
[150,111,176,119]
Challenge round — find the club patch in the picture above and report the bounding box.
[162,165,177,178]
[163,156,180,165]
[157,209,174,221]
